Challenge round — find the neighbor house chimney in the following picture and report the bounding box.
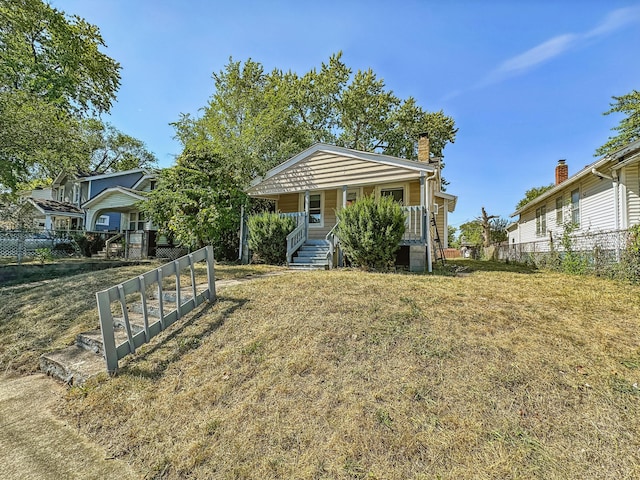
[418,132,430,162]
[555,159,568,185]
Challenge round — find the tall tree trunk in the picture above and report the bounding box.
[481,207,497,247]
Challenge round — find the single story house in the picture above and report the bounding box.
[508,138,640,252]
[246,135,457,272]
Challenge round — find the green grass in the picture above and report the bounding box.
[2,262,640,478]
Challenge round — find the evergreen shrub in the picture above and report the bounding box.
[247,212,296,265]
[335,195,406,271]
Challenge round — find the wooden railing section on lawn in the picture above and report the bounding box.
[96,246,216,374]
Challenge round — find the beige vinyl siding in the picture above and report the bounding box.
[277,193,299,213]
[434,198,446,246]
[580,175,615,231]
[250,151,426,195]
[625,163,640,225]
[409,180,420,206]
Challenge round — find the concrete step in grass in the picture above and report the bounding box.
[40,346,106,385]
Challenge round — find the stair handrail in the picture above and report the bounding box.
[104,232,123,259]
[325,222,340,269]
[96,245,216,374]
[286,219,307,264]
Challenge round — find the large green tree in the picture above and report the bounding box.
[141,148,244,260]
[174,53,458,183]
[0,0,121,190]
[596,90,640,157]
[80,119,157,175]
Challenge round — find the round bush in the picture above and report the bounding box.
[247,212,296,265]
[335,195,406,271]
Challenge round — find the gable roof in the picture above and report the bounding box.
[82,186,146,209]
[247,143,437,196]
[511,138,640,217]
[79,168,150,182]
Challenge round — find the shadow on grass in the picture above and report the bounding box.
[434,258,539,275]
[119,295,248,380]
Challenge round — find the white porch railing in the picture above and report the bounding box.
[96,245,216,374]
[400,206,428,245]
[283,212,307,264]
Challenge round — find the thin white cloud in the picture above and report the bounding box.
[444,6,640,100]
[586,6,640,38]
[496,34,578,76]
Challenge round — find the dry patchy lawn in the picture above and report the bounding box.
[0,262,282,374]
[43,265,640,479]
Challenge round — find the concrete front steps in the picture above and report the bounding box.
[39,289,197,385]
[289,240,331,270]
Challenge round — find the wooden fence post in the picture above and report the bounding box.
[96,290,119,374]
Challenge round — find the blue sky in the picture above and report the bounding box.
[52,0,640,228]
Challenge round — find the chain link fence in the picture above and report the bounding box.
[496,229,631,271]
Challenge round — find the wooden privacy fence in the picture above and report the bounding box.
[96,245,216,374]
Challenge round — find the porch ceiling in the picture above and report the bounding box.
[247,149,431,196]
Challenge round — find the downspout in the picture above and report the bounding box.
[424,170,437,273]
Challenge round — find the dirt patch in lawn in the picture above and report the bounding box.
[0,374,140,480]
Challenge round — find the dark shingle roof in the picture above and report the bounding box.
[30,198,83,214]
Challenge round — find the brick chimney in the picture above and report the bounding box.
[555,159,568,185]
[418,132,430,162]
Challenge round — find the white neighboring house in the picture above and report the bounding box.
[508,139,640,247]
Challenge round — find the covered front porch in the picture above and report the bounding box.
[277,204,433,271]
[246,143,456,272]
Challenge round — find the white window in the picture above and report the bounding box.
[300,192,324,227]
[309,194,322,225]
[571,189,580,226]
[380,187,405,204]
[96,215,110,227]
[129,211,146,231]
[73,184,80,204]
[58,186,65,202]
[536,206,546,236]
[555,197,563,225]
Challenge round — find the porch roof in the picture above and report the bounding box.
[247,143,437,197]
[27,198,83,218]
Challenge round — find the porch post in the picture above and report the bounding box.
[304,190,310,239]
[339,185,348,267]
[420,172,425,207]
[238,204,245,262]
[425,174,432,273]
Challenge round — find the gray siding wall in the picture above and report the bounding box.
[89,172,144,199]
